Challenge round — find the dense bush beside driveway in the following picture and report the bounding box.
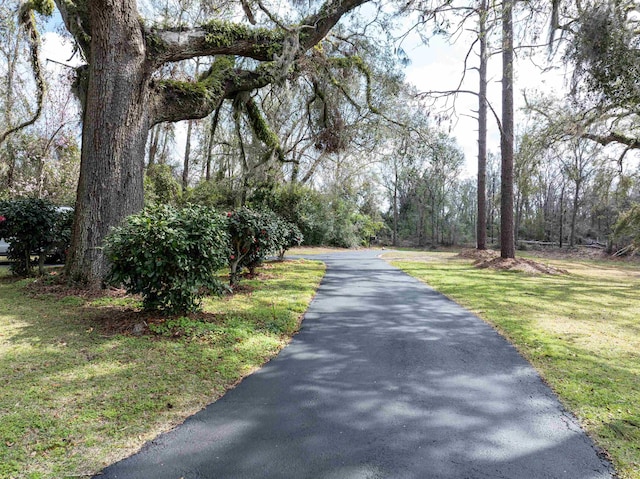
[0,197,72,276]
[227,208,284,286]
[275,217,303,260]
[104,204,302,310]
[104,204,230,313]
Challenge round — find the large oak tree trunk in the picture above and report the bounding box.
[66,1,150,284]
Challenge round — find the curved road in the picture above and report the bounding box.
[96,250,614,479]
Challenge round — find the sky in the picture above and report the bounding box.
[42,23,81,68]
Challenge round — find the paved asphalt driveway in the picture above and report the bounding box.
[95,250,614,479]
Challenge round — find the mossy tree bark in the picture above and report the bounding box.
[55,0,369,285]
[65,0,150,283]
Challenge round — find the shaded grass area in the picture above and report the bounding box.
[388,251,640,479]
[0,259,324,478]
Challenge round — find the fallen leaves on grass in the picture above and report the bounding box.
[456,248,499,261]
[475,257,568,275]
[456,249,567,274]
[25,273,129,300]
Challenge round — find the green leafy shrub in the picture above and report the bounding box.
[104,205,230,313]
[48,207,74,263]
[227,208,285,286]
[0,198,61,276]
[275,217,303,260]
[251,184,331,245]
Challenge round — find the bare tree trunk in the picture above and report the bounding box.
[158,123,173,165]
[515,191,523,243]
[559,184,565,248]
[417,200,425,247]
[147,124,159,166]
[430,191,437,247]
[392,160,398,246]
[477,0,488,250]
[570,179,581,247]
[489,174,496,244]
[182,119,193,190]
[500,0,515,259]
[181,61,201,190]
[205,105,221,181]
[66,1,150,285]
[544,183,552,241]
[290,160,299,183]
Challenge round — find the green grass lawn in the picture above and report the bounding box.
[387,251,640,479]
[0,259,324,479]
